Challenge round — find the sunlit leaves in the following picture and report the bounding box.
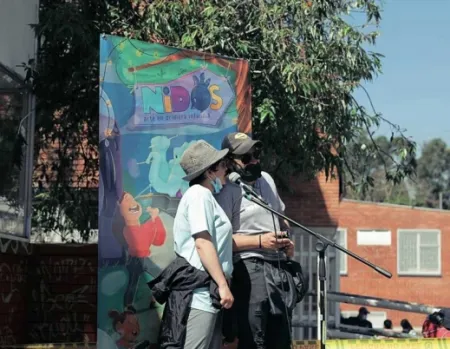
[30,0,418,237]
[146,0,414,187]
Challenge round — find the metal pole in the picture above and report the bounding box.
[24,0,39,238]
[316,252,321,343]
[324,291,441,314]
[316,241,327,349]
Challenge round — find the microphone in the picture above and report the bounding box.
[228,172,268,205]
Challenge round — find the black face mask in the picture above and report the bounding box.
[237,162,262,182]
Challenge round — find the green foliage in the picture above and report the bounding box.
[416,139,450,209]
[30,0,107,239]
[344,133,416,197]
[108,0,415,185]
[30,0,418,239]
[345,135,449,210]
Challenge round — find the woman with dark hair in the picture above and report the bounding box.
[172,139,234,349]
[422,315,439,338]
[400,319,417,336]
[383,319,393,330]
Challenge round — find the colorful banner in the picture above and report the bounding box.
[97,35,251,349]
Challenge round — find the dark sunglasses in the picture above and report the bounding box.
[236,148,261,165]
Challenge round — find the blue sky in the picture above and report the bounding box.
[354,0,450,152]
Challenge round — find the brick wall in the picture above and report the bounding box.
[282,174,450,330]
[0,238,31,346]
[0,239,97,345]
[282,172,340,227]
[339,199,450,329]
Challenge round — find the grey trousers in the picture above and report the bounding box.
[184,308,223,349]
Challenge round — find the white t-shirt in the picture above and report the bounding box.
[173,184,233,313]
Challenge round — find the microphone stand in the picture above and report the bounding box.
[242,193,392,349]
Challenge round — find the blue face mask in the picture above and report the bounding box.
[210,176,223,194]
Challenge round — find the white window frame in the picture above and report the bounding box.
[397,229,441,276]
[357,229,391,246]
[337,228,347,275]
[0,63,34,240]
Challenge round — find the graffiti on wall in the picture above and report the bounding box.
[0,238,32,345]
[0,238,33,256]
[98,35,251,348]
[29,254,97,343]
[0,242,98,346]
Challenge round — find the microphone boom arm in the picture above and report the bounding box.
[243,193,392,279]
[243,193,391,349]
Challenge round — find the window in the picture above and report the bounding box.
[337,228,347,275]
[357,229,391,246]
[397,229,441,276]
[0,63,33,239]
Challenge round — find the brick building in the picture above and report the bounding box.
[281,172,450,333]
[338,199,450,330]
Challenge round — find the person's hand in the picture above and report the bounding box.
[285,239,295,258]
[146,207,160,220]
[218,284,234,309]
[223,338,238,348]
[261,232,292,250]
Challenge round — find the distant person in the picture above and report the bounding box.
[384,319,393,330]
[436,309,450,338]
[423,309,450,338]
[340,314,350,325]
[422,314,439,338]
[378,319,395,339]
[347,307,373,328]
[401,319,417,336]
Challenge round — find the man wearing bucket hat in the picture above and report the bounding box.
[219,132,301,349]
[172,139,234,349]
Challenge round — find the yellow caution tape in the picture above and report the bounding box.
[327,338,450,349]
[293,340,320,349]
[293,339,450,349]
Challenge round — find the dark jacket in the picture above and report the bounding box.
[147,254,221,349]
[439,308,450,330]
[265,258,309,316]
